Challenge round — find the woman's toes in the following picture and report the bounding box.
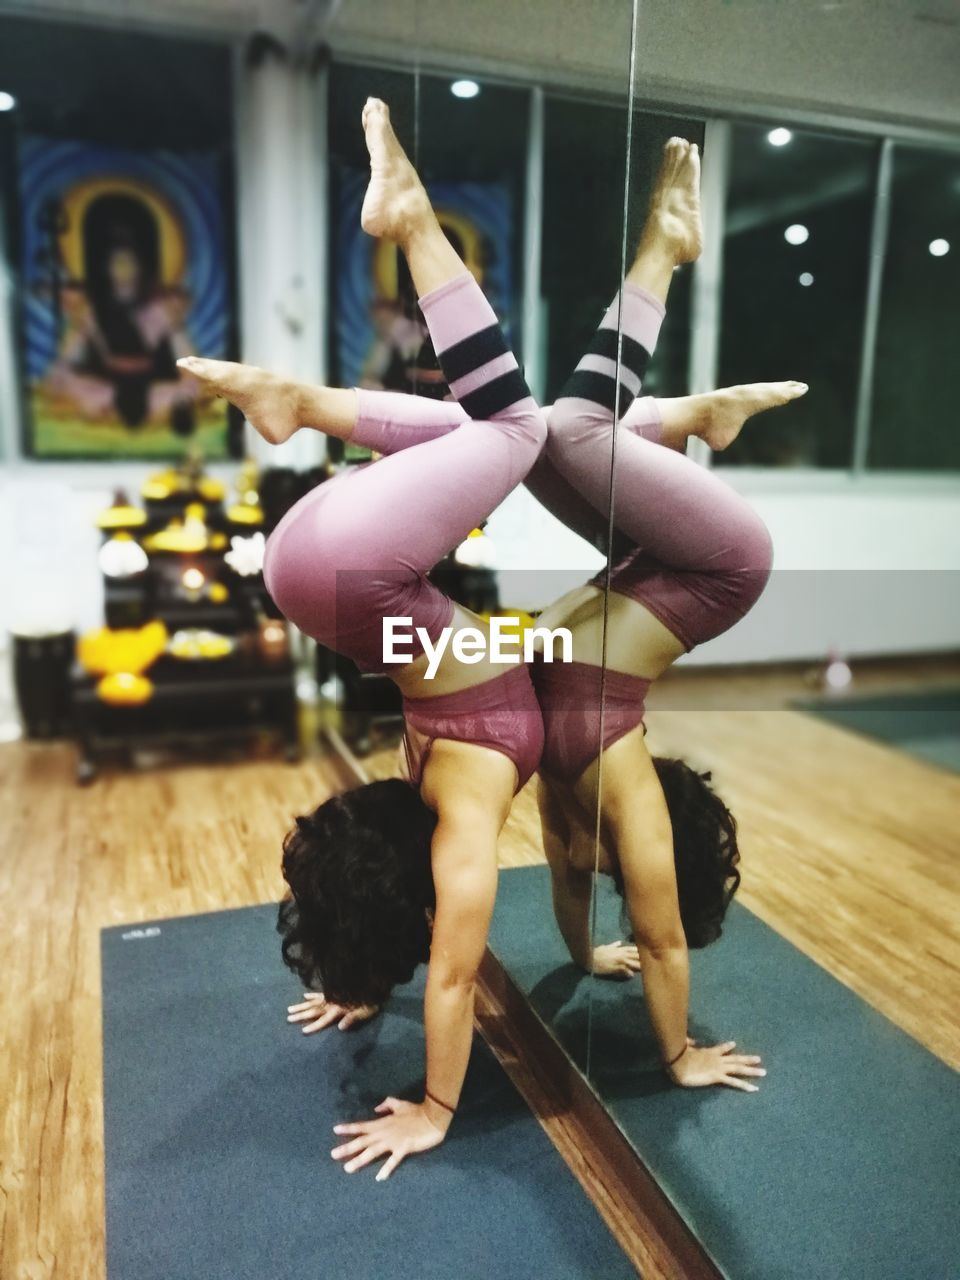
[181,356,231,375]
[778,380,808,401]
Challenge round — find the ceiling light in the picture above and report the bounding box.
[0,91,16,112]
[928,238,950,257]
[767,127,792,147]
[799,272,814,286]
[784,223,810,245]
[451,80,480,99]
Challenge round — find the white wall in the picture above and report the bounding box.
[6,465,956,665]
[691,481,960,664]
[0,463,242,641]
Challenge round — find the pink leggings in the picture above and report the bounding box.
[347,287,772,654]
[262,273,546,672]
[547,284,773,649]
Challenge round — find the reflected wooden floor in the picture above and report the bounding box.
[2,655,958,1279]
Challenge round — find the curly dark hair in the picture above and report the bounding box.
[609,757,741,949]
[276,779,437,1007]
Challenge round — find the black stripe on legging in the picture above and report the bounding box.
[587,328,652,381]
[459,368,532,420]
[437,323,509,383]
[560,369,637,416]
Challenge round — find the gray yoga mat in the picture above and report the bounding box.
[487,865,960,1280]
[101,903,635,1280]
[797,686,960,773]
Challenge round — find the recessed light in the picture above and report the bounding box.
[785,223,810,245]
[928,238,950,257]
[767,127,792,147]
[0,91,17,112]
[451,80,480,100]
[799,272,814,286]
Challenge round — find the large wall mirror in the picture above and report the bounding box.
[526,4,960,1279]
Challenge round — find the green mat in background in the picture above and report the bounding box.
[796,686,960,772]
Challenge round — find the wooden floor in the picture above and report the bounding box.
[2,656,958,1279]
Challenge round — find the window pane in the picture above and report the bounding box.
[717,123,878,468]
[624,112,704,398]
[869,146,960,471]
[416,74,529,356]
[542,98,702,403]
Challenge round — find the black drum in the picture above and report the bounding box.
[12,630,76,739]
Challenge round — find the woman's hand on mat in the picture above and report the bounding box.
[667,1040,766,1092]
[331,1098,446,1180]
[592,940,643,979]
[287,992,380,1033]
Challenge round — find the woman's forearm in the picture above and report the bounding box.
[632,941,690,1062]
[422,968,476,1131]
[551,880,593,971]
[419,771,511,1134]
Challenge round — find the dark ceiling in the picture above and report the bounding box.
[0,12,232,150]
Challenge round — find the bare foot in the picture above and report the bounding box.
[696,381,808,451]
[641,138,703,266]
[177,357,300,445]
[359,98,431,244]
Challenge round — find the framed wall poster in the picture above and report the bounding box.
[18,135,232,459]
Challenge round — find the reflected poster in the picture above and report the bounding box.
[334,165,514,395]
[18,135,231,459]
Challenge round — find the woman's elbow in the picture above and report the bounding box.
[631,919,687,959]
[428,956,480,994]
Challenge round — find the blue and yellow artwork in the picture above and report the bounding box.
[19,135,231,459]
[334,165,514,400]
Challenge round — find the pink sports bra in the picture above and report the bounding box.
[401,663,545,794]
[530,656,651,783]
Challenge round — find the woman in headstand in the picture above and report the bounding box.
[532,136,806,1093]
[180,99,547,1180]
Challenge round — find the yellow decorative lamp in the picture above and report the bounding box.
[97,672,154,706]
[78,620,169,677]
